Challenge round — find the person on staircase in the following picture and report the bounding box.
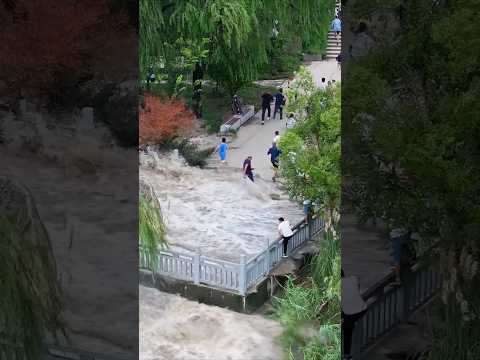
[331,15,342,44]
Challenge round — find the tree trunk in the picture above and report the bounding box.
[192,62,204,118]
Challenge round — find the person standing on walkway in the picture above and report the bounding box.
[286,113,296,129]
[320,77,327,91]
[342,270,367,360]
[331,15,342,43]
[243,156,254,182]
[273,88,286,120]
[267,142,282,182]
[215,137,229,164]
[278,217,294,257]
[261,91,274,125]
[273,130,281,145]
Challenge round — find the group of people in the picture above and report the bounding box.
[260,88,286,125]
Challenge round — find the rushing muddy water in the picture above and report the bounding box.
[140,286,283,360]
[139,150,304,262]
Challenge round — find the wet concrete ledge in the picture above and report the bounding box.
[139,241,319,313]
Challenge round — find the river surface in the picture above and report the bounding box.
[140,150,304,262]
[140,286,283,360]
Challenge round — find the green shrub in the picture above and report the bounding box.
[176,139,214,168]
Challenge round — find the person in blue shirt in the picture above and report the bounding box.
[273,88,286,120]
[331,16,342,43]
[267,142,282,182]
[215,137,229,163]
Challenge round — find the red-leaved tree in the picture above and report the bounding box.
[139,94,194,144]
[0,0,134,100]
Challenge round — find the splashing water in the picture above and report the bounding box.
[140,151,304,262]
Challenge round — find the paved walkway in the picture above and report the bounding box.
[226,60,340,180]
[225,60,391,293]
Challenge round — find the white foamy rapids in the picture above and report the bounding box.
[140,286,283,360]
[139,151,304,262]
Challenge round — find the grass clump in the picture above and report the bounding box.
[275,229,340,359]
[139,194,166,273]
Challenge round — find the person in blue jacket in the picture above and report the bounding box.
[331,15,342,43]
[215,137,229,163]
[267,142,282,181]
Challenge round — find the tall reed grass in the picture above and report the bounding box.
[275,229,340,359]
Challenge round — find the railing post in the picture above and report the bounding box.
[307,212,313,241]
[239,254,247,296]
[193,252,201,285]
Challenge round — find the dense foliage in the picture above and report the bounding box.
[279,68,340,227]
[276,68,341,359]
[139,0,335,96]
[344,0,480,357]
[0,0,135,103]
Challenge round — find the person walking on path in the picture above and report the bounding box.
[243,156,254,182]
[273,88,286,120]
[331,15,342,43]
[273,130,281,145]
[336,53,342,69]
[286,113,296,129]
[278,217,294,257]
[215,137,229,164]
[341,270,367,360]
[267,142,282,182]
[261,91,274,125]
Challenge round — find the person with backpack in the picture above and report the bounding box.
[273,88,286,120]
[261,91,274,125]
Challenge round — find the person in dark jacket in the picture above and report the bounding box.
[243,156,254,182]
[261,92,274,125]
[267,143,282,182]
[273,88,286,120]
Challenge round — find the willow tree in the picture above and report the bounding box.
[0,177,63,359]
[140,0,336,96]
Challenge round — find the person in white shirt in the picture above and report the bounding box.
[341,270,367,359]
[273,130,281,144]
[278,217,294,257]
[286,113,296,129]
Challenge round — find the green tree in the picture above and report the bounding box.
[344,0,480,356]
[275,71,341,359]
[140,0,336,96]
[280,68,340,228]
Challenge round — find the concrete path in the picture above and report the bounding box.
[225,60,341,180]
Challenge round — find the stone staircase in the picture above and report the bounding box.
[326,31,341,59]
[326,1,342,60]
